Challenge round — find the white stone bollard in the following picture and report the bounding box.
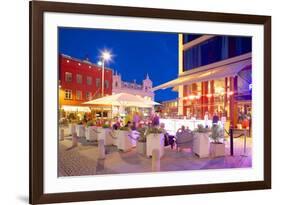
[72,132,78,147]
[60,128,65,141]
[98,139,105,159]
[152,149,160,172]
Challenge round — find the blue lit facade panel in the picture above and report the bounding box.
[183,35,252,71]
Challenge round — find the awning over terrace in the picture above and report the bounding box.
[61,105,91,112]
[83,92,160,108]
[152,53,251,91]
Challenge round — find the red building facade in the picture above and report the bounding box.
[59,54,112,107]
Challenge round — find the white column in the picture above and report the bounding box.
[178,34,184,116]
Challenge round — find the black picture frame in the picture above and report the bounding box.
[30,1,271,204]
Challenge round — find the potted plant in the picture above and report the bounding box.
[67,113,77,136]
[195,124,210,133]
[119,126,129,131]
[136,128,148,155]
[146,127,165,158]
[96,123,112,145]
[116,126,132,151]
[75,120,85,138]
[102,124,110,129]
[59,118,69,127]
[193,124,211,158]
[209,124,225,157]
[86,120,95,127]
[85,121,97,141]
[77,121,83,125]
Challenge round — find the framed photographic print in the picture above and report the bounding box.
[29,0,271,204]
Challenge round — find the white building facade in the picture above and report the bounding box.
[112,72,155,101]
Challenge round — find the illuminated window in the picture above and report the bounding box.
[96,78,100,87]
[65,72,72,82]
[76,90,82,100]
[86,92,92,100]
[105,80,109,89]
[65,89,72,100]
[76,74,82,84]
[86,76,92,85]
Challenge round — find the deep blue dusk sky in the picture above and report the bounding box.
[58,27,178,102]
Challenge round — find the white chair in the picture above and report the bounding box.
[193,132,210,158]
[85,127,98,141]
[176,129,193,151]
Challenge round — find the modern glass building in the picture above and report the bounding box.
[153,34,252,128]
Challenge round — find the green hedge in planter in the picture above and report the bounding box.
[119,126,130,131]
[194,124,211,133]
[209,124,224,143]
[102,124,110,129]
[137,127,163,142]
[86,120,95,127]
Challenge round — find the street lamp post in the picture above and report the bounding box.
[99,50,112,121]
[100,50,111,97]
[101,59,105,97]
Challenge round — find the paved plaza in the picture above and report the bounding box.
[58,136,252,177]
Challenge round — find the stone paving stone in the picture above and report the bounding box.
[58,136,252,177]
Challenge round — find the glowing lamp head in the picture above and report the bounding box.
[97,61,103,66]
[101,51,112,61]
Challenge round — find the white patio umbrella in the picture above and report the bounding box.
[83,92,160,108]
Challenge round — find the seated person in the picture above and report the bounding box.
[176,125,186,135]
[242,117,250,129]
[212,112,219,124]
[131,122,137,131]
[112,121,120,130]
[175,125,193,151]
[125,121,132,128]
[159,123,176,148]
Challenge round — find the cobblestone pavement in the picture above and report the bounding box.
[59,136,252,177]
[59,140,98,176]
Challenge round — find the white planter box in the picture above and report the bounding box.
[76,124,85,138]
[116,130,133,151]
[111,130,119,146]
[69,123,76,136]
[146,133,164,158]
[193,132,210,158]
[97,127,113,145]
[85,126,98,141]
[210,143,225,157]
[136,141,146,155]
[96,128,113,146]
